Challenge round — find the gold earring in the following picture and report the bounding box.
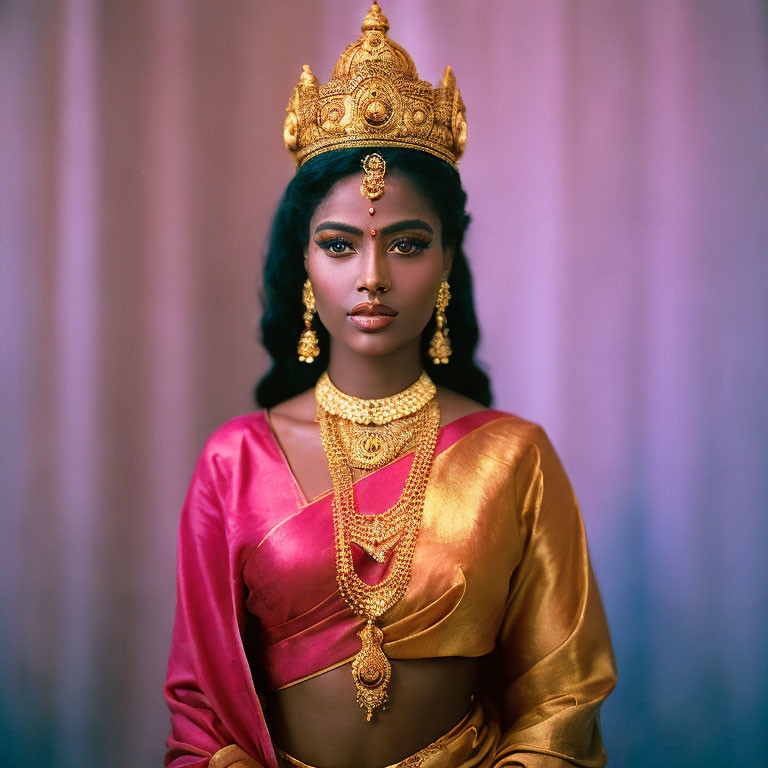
[298,278,320,363]
[428,279,452,364]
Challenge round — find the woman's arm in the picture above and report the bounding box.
[485,426,618,768]
[164,436,276,768]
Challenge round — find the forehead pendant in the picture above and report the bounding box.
[361,153,386,210]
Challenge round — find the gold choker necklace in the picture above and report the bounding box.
[314,371,436,425]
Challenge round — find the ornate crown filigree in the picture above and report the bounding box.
[284,1,467,168]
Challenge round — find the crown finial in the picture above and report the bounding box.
[362,2,389,34]
[299,64,317,87]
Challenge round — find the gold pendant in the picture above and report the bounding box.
[352,530,402,563]
[351,619,391,721]
[362,432,382,456]
[338,419,419,470]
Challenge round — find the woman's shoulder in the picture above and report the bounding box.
[436,385,486,426]
[471,410,570,490]
[441,400,560,475]
[204,410,268,441]
[193,410,275,469]
[195,389,317,466]
[436,385,545,443]
[266,388,317,430]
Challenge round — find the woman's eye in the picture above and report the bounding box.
[318,238,354,255]
[391,238,429,255]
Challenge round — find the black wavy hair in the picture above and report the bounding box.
[254,147,492,408]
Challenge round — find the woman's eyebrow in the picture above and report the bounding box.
[380,219,433,236]
[314,221,363,236]
[313,218,434,237]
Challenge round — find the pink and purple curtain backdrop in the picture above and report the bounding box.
[1,1,766,766]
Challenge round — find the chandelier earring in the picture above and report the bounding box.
[298,278,320,363]
[428,278,452,365]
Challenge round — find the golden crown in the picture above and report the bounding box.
[283,1,467,168]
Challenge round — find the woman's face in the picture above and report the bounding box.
[305,170,452,360]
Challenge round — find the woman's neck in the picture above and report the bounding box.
[326,338,424,400]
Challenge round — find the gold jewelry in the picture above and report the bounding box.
[428,279,452,364]
[315,374,441,721]
[297,278,320,363]
[315,370,436,425]
[284,2,467,168]
[361,153,386,201]
[326,401,436,565]
[336,414,422,470]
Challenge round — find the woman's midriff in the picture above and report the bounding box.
[265,656,482,768]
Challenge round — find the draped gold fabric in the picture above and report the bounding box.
[210,744,264,768]
[386,416,618,766]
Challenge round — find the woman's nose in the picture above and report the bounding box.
[356,246,391,295]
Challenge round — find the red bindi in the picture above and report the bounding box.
[370,229,377,237]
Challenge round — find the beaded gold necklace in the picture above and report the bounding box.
[315,371,440,720]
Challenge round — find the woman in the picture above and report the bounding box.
[164,4,617,767]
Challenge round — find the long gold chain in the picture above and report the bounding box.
[315,373,440,721]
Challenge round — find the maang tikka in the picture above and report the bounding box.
[361,153,386,206]
[428,279,452,364]
[297,278,320,363]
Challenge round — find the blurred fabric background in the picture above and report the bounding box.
[2,1,767,766]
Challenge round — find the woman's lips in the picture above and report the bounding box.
[350,314,395,330]
[348,301,397,331]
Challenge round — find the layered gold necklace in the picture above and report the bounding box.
[315,371,440,720]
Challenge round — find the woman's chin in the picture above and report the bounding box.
[334,335,408,360]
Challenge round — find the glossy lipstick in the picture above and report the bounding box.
[350,314,395,330]
[348,301,397,331]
